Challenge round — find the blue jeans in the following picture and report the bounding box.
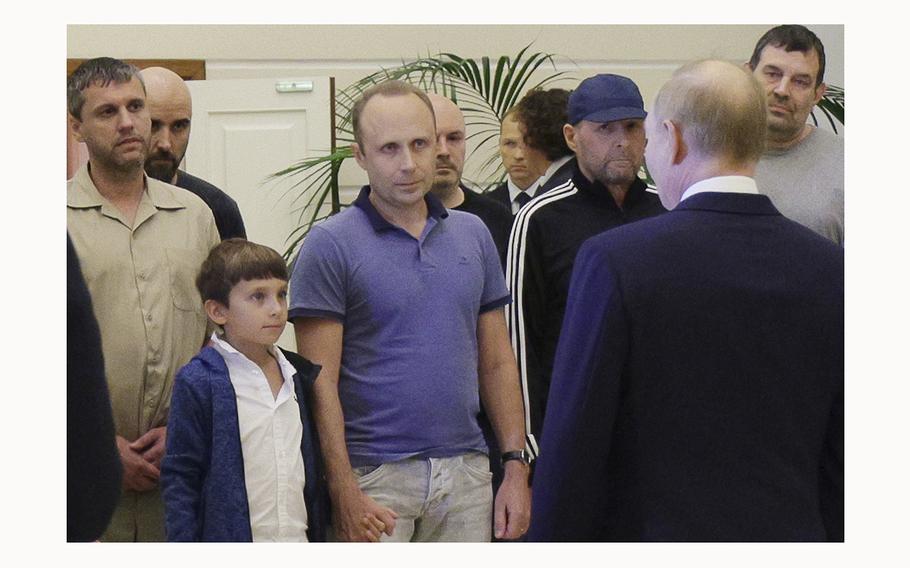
[351,452,493,542]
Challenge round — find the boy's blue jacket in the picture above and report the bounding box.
[161,345,328,542]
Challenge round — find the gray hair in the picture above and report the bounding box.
[653,60,767,165]
[67,57,145,120]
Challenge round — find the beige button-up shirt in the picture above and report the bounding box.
[67,164,219,540]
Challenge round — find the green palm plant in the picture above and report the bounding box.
[812,84,844,133]
[269,45,568,260]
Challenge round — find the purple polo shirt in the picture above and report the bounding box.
[289,187,510,467]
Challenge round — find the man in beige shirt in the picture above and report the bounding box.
[67,57,218,541]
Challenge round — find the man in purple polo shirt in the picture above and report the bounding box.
[290,80,531,542]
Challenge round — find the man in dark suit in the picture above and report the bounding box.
[487,107,548,215]
[527,60,843,542]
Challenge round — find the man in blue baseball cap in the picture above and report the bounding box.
[506,74,666,460]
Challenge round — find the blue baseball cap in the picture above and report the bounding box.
[568,73,646,124]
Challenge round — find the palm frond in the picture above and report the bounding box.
[268,44,568,260]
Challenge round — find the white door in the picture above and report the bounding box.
[185,77,333,349]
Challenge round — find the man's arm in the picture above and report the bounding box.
[294,317,397,542]
[505,209,546,458]
[526,239,626,541]
[477,308,532,540]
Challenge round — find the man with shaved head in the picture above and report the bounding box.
[528,60,843,541]
[141,66,246,240]
[426,93,512,267]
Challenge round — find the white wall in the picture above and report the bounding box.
[68,24,844,195]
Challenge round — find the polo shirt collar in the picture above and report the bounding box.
[353,185,449,232]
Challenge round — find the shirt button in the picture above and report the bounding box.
[146,313,153,322]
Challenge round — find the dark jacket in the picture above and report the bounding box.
[161,346,328,542]
[528,192,844,541]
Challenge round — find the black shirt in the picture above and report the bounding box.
[455,185,513,270]
[175,170,247,240]
[506,168,666,450]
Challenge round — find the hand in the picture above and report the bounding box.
[332,481,398,542]
[116,435,160,492]
[494,461,531,540]
[131,426,167,468]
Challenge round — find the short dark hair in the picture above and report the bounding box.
[67,57,145,120]
[196,239,288,307]
[351,80,436,148]
[749,25,826,87]
[515,88,572,161]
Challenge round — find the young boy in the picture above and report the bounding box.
[161,238,326,542]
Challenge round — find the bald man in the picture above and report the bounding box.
[528,60,843,541]
[427,93,512,268]
[141,67,246,240]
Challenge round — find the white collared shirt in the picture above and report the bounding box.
[535,155,574,189]
[680,175,759,202]
[507,176,537,215]
[210,333,309,542]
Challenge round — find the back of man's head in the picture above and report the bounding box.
[749,25,826,87]
[68,57,144,120]
[515,88,572,161]
[654,60,767,166]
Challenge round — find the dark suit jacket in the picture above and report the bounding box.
[486,182,512,212]
[175,170,247,240]
[67,234,122,542]
[527,192,844,542]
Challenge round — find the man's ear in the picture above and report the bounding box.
[813,82,828,105]
[665,120,687,165]
[204,299,229,327]
[743,61,755,73]
[352,142,366,168]
[69,114,84,143]
[563,123,577,153]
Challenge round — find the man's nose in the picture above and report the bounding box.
[436,136,450,157]
[117,107,135,132]
[400,148,417,171]
[153,129,172,151]
[773,77,792,98]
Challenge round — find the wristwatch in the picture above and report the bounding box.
[500,449,532,467]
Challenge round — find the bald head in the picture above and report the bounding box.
[427,93,467,195]
[140,67,193,183]
[652,60,767,165]
[645,60,767,209]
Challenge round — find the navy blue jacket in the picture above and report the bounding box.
[528,192,844,541]
[161,346,328,541]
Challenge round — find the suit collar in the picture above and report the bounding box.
[673,192,781,216]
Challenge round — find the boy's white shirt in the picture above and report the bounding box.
[210,332,309,542]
